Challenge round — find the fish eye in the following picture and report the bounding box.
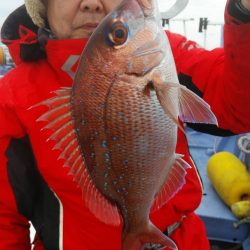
[109,21,128,46]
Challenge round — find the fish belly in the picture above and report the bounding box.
[72,79,177,224]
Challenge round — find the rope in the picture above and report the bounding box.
[237,136,250,167]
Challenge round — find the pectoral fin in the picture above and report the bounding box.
[154,81,218,126]
[178,84,218,125]
[153,81,183,131]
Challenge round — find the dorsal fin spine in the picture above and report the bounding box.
[49,120,73,140]
[53,130,75,149]
[35,87,120,226]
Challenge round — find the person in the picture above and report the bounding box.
[0,0,249,249]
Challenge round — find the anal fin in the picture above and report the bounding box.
[151,154,191,213]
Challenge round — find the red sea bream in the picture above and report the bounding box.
[36,0,217,249]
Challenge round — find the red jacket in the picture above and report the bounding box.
[0,2,250,250]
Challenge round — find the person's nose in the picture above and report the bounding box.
[80,0,103,12]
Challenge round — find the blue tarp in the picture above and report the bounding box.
[0,65,13,76]
[186,127,250,248]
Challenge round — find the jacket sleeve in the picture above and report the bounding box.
[167,0,250,134]
[0,76,31,249]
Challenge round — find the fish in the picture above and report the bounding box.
[35,0,217,249]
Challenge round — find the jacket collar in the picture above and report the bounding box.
[45,38,88,83]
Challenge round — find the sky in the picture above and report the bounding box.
[0,0,227,49]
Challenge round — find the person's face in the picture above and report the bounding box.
[45,0,123,39]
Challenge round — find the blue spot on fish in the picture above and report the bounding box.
[123,160,128,166]
[128,62,132,72]
[105,153,110,162]
[81,115,85,126]
[104,182,108,191]
[102,141,107,148]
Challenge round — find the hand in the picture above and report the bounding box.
[241,0,250,11]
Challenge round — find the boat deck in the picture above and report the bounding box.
[186,128,250,249]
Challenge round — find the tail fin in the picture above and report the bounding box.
[122,222,178,250]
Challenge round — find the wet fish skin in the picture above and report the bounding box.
[35,0,217,249]
[71,0,217,249]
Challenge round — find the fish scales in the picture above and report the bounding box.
[73,59,176,209]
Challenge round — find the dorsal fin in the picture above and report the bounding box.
[151,154,190,213]
[32,87,120,225]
